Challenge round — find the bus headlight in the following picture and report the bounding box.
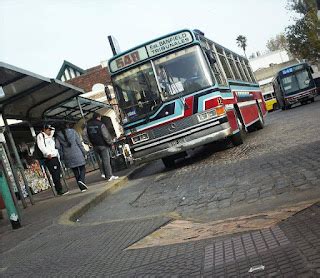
[197,109,216,122]
[131,133,149,144]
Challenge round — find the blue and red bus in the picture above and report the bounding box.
[273,62,318,110]
[108,29,266,167]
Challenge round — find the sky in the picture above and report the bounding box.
[0,0,293,78]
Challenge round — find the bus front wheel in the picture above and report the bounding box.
[162,157,175,169]
[230,116,244,146]
[282,104,291,110]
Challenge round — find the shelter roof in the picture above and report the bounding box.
[0,62,110,122]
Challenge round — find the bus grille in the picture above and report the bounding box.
[151,115,198,139]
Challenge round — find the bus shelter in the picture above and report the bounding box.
[0,62,111,210]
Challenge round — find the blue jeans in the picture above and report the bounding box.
[71,165,86,190]
[94,146,113,179]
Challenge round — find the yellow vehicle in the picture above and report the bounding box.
[263,92,278,111]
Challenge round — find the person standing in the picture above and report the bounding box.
[37,125,68,196]
[85,113,118,181]
[56,123,88,192]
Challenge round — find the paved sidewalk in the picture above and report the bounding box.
[1,170,320,276]
[0,167,134,254]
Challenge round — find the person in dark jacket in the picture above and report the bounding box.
[56,123,88,192]
[84,113,118,181]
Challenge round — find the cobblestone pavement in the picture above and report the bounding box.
[2,204,320,276]
[82,99,320,223]
[2,100,320,276]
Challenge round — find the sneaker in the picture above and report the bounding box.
[101,174,106,179]
[58,191,69,196]
[108,175,119,181]
[81,189,87,192]
[78,181,88,190]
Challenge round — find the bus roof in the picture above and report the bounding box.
[109,29,195,61]
[277,62,309,75]
[108,28,250,74]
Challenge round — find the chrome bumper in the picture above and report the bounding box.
[132,121,232,164]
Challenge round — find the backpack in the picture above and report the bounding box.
[33,133,46,160]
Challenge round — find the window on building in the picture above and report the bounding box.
[64,69,70,80]
[69,68,75,79]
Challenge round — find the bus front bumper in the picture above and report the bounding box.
[285,89,317,104]
[132,121,232,164]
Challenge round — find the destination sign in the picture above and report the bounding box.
[109,47,148,73]
[282,64,304,75]
[146,31,193,57]
[109,31,194,73]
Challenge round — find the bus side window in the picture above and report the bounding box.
[205,49,227,86]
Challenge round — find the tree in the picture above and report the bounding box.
[236,35,248,58]
[266,33,288,52]
[285,0,320,62]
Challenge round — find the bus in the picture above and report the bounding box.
[262,91,278,112]
[108,29,266,168]
[273,62,317,110]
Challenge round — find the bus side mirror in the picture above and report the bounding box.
[205,50,216,65]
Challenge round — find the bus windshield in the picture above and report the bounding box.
[281,69,313,96]
[113,45,214,122]
[113,63,161,122]
[154,45,214,100]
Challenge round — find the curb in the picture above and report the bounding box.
[58,164,146,226]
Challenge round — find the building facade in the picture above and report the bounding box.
[56,60,123,138]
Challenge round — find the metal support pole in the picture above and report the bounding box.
[1,141,27,208]
[0,159,21,229]
[43,165,57,196]
[77,97,86,120]
[3,117,34,205]
[58,157,69,192]
[0,143,22,219]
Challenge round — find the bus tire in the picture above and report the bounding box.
[255,105,264,130]
[273,103,278,111]
[162,157,175,168]
[230,115,244,146]
[230,131,243,146]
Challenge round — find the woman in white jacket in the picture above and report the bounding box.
[36,124,68,196]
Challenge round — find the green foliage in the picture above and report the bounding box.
[236,35,248,57]
[266,33,288,52]
[285,0,320,62]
